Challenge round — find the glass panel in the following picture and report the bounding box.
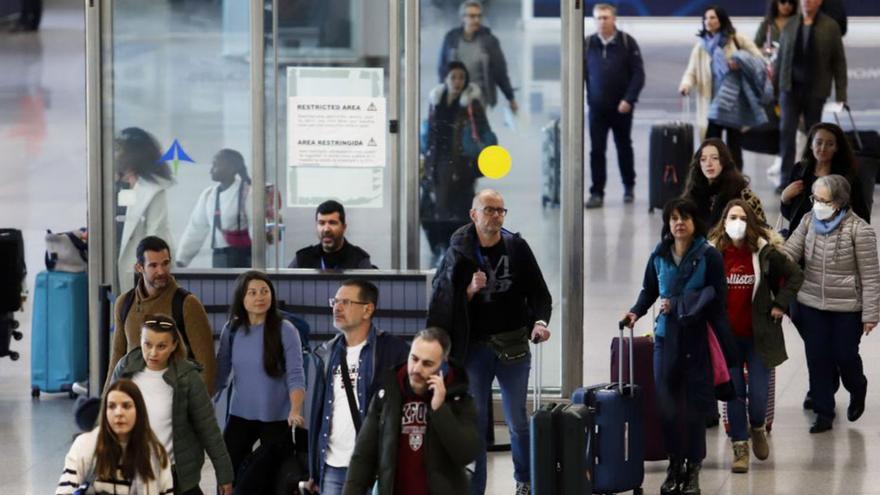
[420,2,563,391]
[267,0,393,271]
[107,0,253,291]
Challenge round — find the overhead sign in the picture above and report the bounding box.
[287,96,386,169]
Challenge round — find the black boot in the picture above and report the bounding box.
[660,457,683,495]
[681,461,701,495]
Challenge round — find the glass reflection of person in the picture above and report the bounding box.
[116,127,174,293]
[177,149,253,268]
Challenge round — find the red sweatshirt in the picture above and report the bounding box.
[724,244,755,338]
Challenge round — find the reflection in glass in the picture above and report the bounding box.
[177,149,253,268]
[115,127,174,293]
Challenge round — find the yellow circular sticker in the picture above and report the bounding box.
[477,145,512,179]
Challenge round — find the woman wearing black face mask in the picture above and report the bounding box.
[708,199,802,473]
[783,174,879,434]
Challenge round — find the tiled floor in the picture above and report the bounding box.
[2,1,880,494]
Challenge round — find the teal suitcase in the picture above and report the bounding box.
[31,271,89,397]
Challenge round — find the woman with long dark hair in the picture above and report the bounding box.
[780,122,870,237]
[755,0,798,60]
[679,6,764,169]
[112,314,234,494]
[623,198,737,495]
[421,61,492,265]
[681,138,767,229]
[116,127,175,292]
[57,379,173,494]
[178,148,253,268]
[707,200,803,473]
[215,270,306,477]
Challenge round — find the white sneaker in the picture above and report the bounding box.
[766,157,782,177]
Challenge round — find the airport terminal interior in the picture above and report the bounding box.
[2,0,880,493]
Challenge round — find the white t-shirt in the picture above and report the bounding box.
[324,340,366,468]
[133,367,175,463]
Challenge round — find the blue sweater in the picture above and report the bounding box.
[215,319,305,422]
[583,31,645,109]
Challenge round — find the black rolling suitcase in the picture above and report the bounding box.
[834,106,879,215]
[648,123,693,213]
[0,229,26,361]
[530,343,592,495]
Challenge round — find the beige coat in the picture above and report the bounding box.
[783,210,880,323]
[679,33,763,138]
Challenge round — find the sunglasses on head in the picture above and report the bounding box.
[144,319,174,329]
[778,0,794,4]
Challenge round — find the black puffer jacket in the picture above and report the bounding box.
[427,223,552,361]
[342,363,480,495]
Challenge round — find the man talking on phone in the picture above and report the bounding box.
[427,189,553,495]
[343,327,479,495]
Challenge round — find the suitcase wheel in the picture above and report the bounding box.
[7,351,18,361]
[12,331,22,341]
[10,320,19,330]
[634,488,643,495]
[31,387,40,398]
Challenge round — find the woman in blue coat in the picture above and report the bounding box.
[623,198,737,495]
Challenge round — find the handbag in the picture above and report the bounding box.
[218,180,252,249]
[487,327,530,364]
[461,104,498,158]
[707,325,736,401]
[45,228,88,272]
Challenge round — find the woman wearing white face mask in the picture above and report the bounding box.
[708,199,803,473]
[784,175,880,434]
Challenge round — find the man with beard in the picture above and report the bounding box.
[105,236,217,394]
[343,327,480,495]
[289,200,375,269]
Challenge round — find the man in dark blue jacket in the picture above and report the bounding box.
[584,3,645,209]
[304,280,409,495]
[438,1,518,112]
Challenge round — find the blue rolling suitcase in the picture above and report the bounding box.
[574,323,645,495]
[31,271,89,398]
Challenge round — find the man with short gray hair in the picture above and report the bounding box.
[343,327,480,495]
[584,2,645,208]
[438,1,518,112]
[428,189,552,495]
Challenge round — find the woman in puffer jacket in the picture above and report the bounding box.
[784,174,880,434]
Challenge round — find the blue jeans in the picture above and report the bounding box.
[653,336,707,461]
[466,341,531,495]
[726,337,771,441]
[322,464,347,495]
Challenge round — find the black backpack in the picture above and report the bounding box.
[120,287,196,361]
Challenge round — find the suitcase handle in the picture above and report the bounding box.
[617,320,635,395]
[532,340,542,412]
[832,104,864,151]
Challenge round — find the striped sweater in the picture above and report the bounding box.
[56,429,173,495]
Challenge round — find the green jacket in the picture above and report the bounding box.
[342,363,480,495]
[113,349,234,491]
[774,12,847,102]
[712,235,804,368]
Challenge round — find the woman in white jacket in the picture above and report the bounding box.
[57,379,173,495]
[679,5,763,170]
[116,127,174,293]
[176,149,252,268]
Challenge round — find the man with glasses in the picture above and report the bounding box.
[304,279,408,495]
[438,0,518,112]
[428,189,553,495]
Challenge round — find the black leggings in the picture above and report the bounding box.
[223,415,291,480]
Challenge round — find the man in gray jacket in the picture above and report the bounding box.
[438,1,518,112]
[774,0,847,191]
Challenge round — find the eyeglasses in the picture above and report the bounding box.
[809,195,833,205]
[480,206,508,216]
[329,298,370,308]
[463,13,482,19]
[143,319,175,329]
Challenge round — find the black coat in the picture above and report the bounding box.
[287,240,374,269]
[780,161,870,237]
[427,224,552,361]
[342,363,480,495]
